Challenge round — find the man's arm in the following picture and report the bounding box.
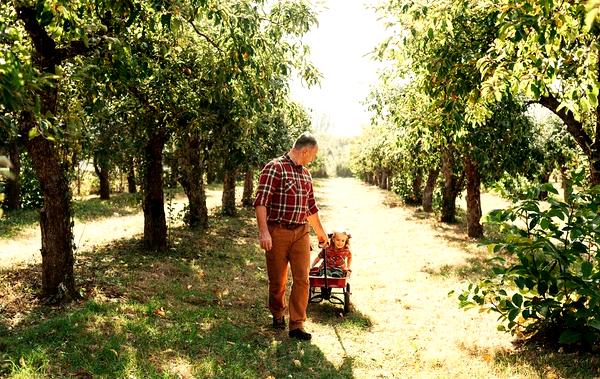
[307,213,327,245]
[256,205,272,251]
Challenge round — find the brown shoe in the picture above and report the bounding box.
[272,316,285,330]
[289,328,312,340]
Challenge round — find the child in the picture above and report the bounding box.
[310,228,353,278]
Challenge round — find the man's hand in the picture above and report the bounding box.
[259,229,272,251]
[317,233,328,248]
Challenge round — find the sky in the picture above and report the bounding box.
[289,0,390,137]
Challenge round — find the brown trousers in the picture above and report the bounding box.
[266,223,311,331]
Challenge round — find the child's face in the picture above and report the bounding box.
[332,233,348,249]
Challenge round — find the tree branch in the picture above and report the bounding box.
[15,5,57,65]
[186,18,223,53]
[16,5,110,66]
[536,93,592,157]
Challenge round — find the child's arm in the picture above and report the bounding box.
[346,250,353,275]
[310,256,321,268]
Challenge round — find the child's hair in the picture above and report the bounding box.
[328,227,351,248]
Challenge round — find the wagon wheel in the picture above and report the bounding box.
[343,283,351,314]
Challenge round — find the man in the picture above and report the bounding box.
[254,132,328,341]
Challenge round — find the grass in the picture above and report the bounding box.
[0,208,356,378]
[2,179,600,378]
[0,192,144,239]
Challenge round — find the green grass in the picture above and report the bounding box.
[0,208,40,239]
[0,208,354,378]
[2,204,600,378]
[0,192,143,239]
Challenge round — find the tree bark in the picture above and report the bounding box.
[441,147,459,223]
[93,155,110,200]
[143,129,167,250]
[127,158,137,193]
[379,170,388,190]
[21,112,77,301]
[464,155,483,238]
[177,137,208,228]
[4,141,21,210]
[410,167,423,205]
[422,166,440,212]
[538,93,600,185]
[537,171,552,200]
[242,169,254,207]
[222,168,238,216]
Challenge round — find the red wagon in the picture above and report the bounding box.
[308,248,351,314]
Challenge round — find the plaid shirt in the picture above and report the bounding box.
[318,246,352,271]
[253,153,319,224]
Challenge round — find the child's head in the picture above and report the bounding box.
[329,228,351,249]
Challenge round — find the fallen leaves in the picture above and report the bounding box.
[153,307,166,317]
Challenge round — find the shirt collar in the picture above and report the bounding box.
[283,153,303,168]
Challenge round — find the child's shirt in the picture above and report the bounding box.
[318,246,352,271]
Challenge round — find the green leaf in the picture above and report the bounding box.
[540,183,558,195]
[28,128,39,139]
[538,281,547,296]
[508,308,520,322]
[581,261,593,278]
[512,293,523,307]
[559,330,582,344]
[585,7,599,32]
[161,13,172,29]
[571,241,588,254]
[588,319,600,331]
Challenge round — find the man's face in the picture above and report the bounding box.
[332,232,348,249]
[301,145,319,165]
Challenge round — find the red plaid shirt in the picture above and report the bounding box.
[318,246,352,270]
[253,153,319,224]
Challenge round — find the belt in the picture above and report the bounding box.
[268,221,305,230]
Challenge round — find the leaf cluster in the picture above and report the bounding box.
[459,184,600,348]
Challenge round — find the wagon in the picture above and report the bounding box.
[308,248,351,314]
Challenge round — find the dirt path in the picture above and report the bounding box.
[306,177,515,378]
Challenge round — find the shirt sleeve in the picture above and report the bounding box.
[253,160,280,208]
[305,171,319,215]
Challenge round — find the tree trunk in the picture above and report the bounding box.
[21,111,77,302]
[379,170,388,190]
[93,155,110,200]
[127,158,137,193]
[222,168,238,216]
[464,155,483,238]
[441,147,459,223]
[410,167,423,205]
[537,171,552,200]
[422,166,440,212]
[242,169,254,207]
[177,137,208,228]
[4,141,21,210]
[143,130,167,250]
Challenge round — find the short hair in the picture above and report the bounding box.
[293,132,317,150]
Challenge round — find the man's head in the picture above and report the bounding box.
[291,132,319,166]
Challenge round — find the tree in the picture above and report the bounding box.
[1,0,139,301]
[473,0,600,185]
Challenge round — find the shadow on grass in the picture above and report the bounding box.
[0,192,144,239]
[0,208,354,378]
[420,255,495,282]
[461,342,600,379]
